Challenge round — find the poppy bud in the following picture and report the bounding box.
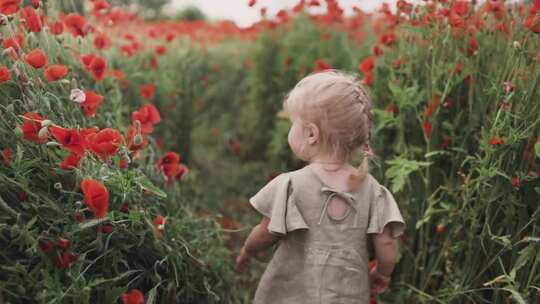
[40,119,53,127]
[37,126,49,139]
[133,134,143,146]
[45,141,61,147]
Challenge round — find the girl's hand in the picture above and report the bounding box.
[369,266,391,294]
[235,246,252,272]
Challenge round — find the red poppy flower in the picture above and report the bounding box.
[386,104,397,114]
[489,136,505,145]
[92,0,110,14]
[467,36,479,56]
[153,215,167,238]
[0,66,10,83]
[362,73,374,87]
[155,45,166,55]
[0,0,21,14]
[97,223,113,234]
[86,128,122,160]
[31,0,38,8]
[94,33,111,50]
[38,239,54,252]
[21,112,47,143]
[49,126,85,155]
[131,104,161,134]
[88,56,107,82]
[57,237,70,250]
[16,190,28,202]
[110,69,125,80]
[49,21,64,35]
[81,179,109,218]
[59,152,82,169]
[2,34,24,58]
[156,152,180,179]
[80,54,96,69]
[64,13,89,37]
[358,56,376,75]
[24,48,47,68]
[120,202,129,212]
[20,6,42,32]
[511,176,520,189]
[121,289,144,304]
[175,163,189,182]
[140,84,156,100]
[2,148,12,165]
[371,44,383,56]
[44,65,68,82]
[80,90,104,118]
[424,95,440,119]
[248,0,256,7]
[379,33,397,46]
[440,136,452,150]
[315,59,331,72]
[422,121,433,138]
[54,251,77,269]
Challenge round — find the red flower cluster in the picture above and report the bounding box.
[358,56,376,86]
[131,104,161,134]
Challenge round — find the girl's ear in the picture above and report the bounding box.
[306,122,319,145]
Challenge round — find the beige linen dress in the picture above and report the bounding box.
[249,165,406,304]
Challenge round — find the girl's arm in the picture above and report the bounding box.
[243,216,281,256]
[236,217,281,271]
[370,225,398,293]
[372,224,398,276]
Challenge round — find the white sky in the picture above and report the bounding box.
[166,0,406,27]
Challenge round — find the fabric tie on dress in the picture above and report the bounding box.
[318,187,357,225]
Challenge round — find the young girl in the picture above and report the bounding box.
[236,70,406,303]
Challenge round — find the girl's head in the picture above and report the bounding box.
[284,70,374,186]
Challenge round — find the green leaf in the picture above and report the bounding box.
[535,142,540,159]
[509,245,535,281]
[385,156,432,193]
[135,175,167,198]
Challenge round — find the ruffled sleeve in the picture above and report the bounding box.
[367,183,406,238]
[249,173,309,235]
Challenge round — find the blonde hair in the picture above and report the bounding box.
[283,70,374,189]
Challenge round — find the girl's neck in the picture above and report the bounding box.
[309,155,349,172]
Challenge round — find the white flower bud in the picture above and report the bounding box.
[70,89,86,104]
[513,41,521,50]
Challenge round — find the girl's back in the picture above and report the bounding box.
[249,165,405,303]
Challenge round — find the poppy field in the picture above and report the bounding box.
[0,0,539,303]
